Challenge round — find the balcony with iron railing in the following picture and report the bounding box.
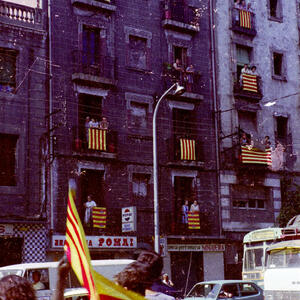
[233,73,263,101]
[166,134,204,167]
[162,0,199,33]
[71,50,116,87]
[231,7,256,36]
[72,125,118,159]
[0,1,43,30]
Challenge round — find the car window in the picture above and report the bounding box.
[188,283,217,298]
[239,283,259,297]
[218,284,239,298]
[25,269,49,290]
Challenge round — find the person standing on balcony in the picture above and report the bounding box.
[185,64,194,92]
[182,200,189,224]
[99,116,109,130]
[84,195,97,226]
[240,63,250,85]
[88,118,98,128]
[250,65,258,75]
[173,58,184,83]
[190,200,200,212]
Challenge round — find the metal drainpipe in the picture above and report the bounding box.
[48,0,54,231]
[210,0,222,237]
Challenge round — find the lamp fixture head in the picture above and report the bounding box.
[174,83,185,96]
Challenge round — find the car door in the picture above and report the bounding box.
[234,282,263,300]
[217,283,239,299]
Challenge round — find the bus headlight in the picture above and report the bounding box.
[243,274,248,279]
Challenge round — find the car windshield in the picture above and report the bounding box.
[188,283,219,298]
[0,269,23,279]
[267,248,300,268]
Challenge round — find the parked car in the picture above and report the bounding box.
[184,280,263,300]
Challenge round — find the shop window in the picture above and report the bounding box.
[231,185,268,209]
[0,48,17,92]
[236,45,252,82]
[0,134,18,186]
[128,35,147,70]
[268,0,282,20]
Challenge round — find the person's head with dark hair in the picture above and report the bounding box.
[114,261,152,296]
[0,275,36,300]
[136,250,163,281]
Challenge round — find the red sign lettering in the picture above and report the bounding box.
[122,238,129,247]
[113,238,121,246]
[106,238,112,246]
[98,238,105,247]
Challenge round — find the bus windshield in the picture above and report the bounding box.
[267,248,300,268]
[244,248,264,271]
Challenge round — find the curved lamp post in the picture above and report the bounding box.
[153,82,185,253]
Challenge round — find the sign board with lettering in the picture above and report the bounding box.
[168,244,225,252]
[0,224,14,235]
[52,235,137,249]
[122,206,136,232]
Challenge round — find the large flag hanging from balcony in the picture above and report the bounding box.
[65,180,145,300]
[242,73,258,93]
[239,10,251,29]
[92,207,106,229]
[88,128,107,151]
[180,138,196,160]
[241,146,272,166]
[188,212,200,229]
[64,179,99,300]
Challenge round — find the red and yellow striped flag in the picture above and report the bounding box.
[241,146,272,166]
[92,207,106,229]
[180,138,196,160]
[239,10,251,29]
[88,128,107,151]
[64,180,145,300]
[188,212,200,229]
[242,73,258,93]
[64,179,99,300]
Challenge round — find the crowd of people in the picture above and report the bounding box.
[181,200,200,224]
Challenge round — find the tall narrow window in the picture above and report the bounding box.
[270,0,278,17]
[82,26,100,66]
[0,134,18,186]
[273,52,283,76]
[173,46,187,67]
[236,45,251,81]
[275,116,288,144]
[129,102,148,129]
[172,108,194,137]
[0,49,17,91]
[238,111,257,135]
[129,35,147,70]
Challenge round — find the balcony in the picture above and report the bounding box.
[0,1,43,30]
[72,126,117,159]
[162,0,199,33]
[234,74,263,101]
[231,8,256,36]
[71,0,116,13]
[71,50,116,87]
[163,63,204,101]
[167,134,204,167]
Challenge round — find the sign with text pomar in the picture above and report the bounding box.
[122,206,136,233]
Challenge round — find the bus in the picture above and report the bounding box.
[242,227,283,287]
[264,239,300,300]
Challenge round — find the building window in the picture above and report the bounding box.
[129,101,148,129]
[0,134,18,186]
[0,49,17,92]
[268,0,282,20]
[132,173,149,198]
[173,46,187,67]
[82,25,100,66]
[236,45,252,82]
[275,116,288,144]
[172,108,195,137]
[128,35,147,70]
[273,52,283,76]
[232,185,268,209]
[238,110,257,135]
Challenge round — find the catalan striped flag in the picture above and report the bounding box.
[239,10,251,29]
[64,180,145,300]
[88,128,107,151]
[242,73,258,93]
[188,212,200,229]
[64,179,99,300]
[92,207,106,229]
[241,146,272,166]
[180,138,196,160]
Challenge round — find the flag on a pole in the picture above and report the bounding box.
[64,179,99,300]
[180,138,196,160]
[188,212,200,229]
[92,207,106,228]
[242,73,258,93]
[64,179,145,300]
[239,10,251,29]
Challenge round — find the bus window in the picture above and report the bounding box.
[25,269,49,290]
[244,248,263,270]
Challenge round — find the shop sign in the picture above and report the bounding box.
[52,235,137,249]
[122,206,136,232]
[0,224,13,235]
[168,244,225,252]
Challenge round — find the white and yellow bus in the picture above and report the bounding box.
[242,227,283,288]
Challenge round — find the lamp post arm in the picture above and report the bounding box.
[153,83,177,254]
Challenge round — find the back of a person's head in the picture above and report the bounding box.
[0,275,36,300]
[114,261,152,295]
[136,250,163,281]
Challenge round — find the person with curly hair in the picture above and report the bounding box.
[0,275,36,300]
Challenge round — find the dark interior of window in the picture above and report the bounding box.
[173,46,187,66]
[82,25,100,65]
[0,49,16,87]
[270,0,278,18]
[0,133,18,186]
[172,108,195,137]
[273,52,283,76]
[276,116,288,142]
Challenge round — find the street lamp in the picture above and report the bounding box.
[153,82,185,253]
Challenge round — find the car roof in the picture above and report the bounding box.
[64,287,88,297]
[194,280,258,285]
